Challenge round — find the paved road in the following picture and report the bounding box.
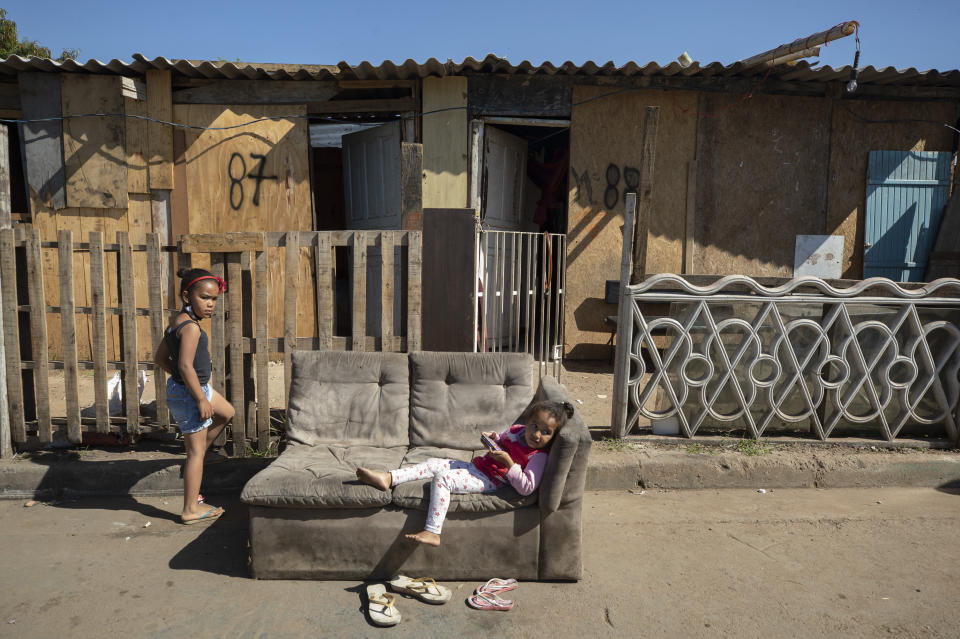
[2,487,958,638]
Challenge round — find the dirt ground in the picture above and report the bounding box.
[2,487,958,638]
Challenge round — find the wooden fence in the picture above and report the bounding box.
[0,228,422,457]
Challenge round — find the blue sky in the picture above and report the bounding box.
[4,0,959,71]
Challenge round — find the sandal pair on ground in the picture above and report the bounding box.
[466,578,518,611]
[365,576,452,626]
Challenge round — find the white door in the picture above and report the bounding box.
[342,122,403,337]
[482,126,527,230]
[477,126,528,350]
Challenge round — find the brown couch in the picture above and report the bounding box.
[240,350,591,581]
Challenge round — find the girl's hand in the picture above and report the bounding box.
[198,398,214,420]
[489,450,513,467]
[480,431,496,440]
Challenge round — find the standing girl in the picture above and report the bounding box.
[153,268,235,524]
[356,400,574,546]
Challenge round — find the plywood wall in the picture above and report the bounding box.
[694,93,831,277]
[422,76,468,209]
[174,104,313,340]
[565,86,698,359]
[825,100,957,278]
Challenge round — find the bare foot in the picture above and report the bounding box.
[405,530,441,546]
[356,467,392,491]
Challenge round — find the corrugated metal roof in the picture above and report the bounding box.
[0,52,958,87]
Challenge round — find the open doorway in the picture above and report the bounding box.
[472,119,570,368]
[309,118,408,340]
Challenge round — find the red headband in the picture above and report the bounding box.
[184,275,228,293]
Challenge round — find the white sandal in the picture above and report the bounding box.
[388,575,452,604]
[366,584,401,626]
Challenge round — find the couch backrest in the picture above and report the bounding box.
[409,351,534,449]
[285,351,410,447]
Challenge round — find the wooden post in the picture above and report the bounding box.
[611,193,637,438]
[406,231,422,352]
[25,228,51,442]
[314,233,333,350]
[89,232,109,433]
[117,231,139,439]
[0,125,12,457]
[284,231,300,400]
[630,106,659,285]
[254,238,269,451]
[226,252,245,456]
[351,232,366,352]
[146,233,169,427]
[381,233,395,351]
[58,230,81,443]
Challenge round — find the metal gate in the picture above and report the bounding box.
[475,230,566,378]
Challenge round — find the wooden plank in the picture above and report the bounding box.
[89,232,109,432]
[422,77,468,208]
[283,232,299,400]
[351,232,366,352]
[400,143,423,230]
[0,138,9,457]
[180,233,264,254]
[124,96,150,194]
[146,70,174,189]
[146,233,169,427]
[150,190,172,308]
[176,104,312,342]
[0,125,9,229]
[171,128,189,299]
[0,228,25,444]
[307,98,416,114]
[117,231,139,438]
[121,77,146,101]
[254,242,269,450]
[58,230,81,443]
[126,194,154,360]
[468,75,574,118]
[338,80,416,89]
[314,233,333,350]
[683,160,697,274]
[173,80,337,104]
[18,73,66,209]
[25,228,51,441]
[209,255,226,399]
[226,253,245,456]
[61,74,128,208]
[611,193,637,437]
[630,106,659,285]
[381,233,395,351]
[406,231,422,352]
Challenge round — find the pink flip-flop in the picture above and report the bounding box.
[476,578,518,596]
[466,591,514,611]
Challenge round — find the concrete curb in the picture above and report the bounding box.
[2,448,959,500]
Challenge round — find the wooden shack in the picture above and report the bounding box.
[1,54,958,363]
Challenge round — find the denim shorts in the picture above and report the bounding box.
[165,377,213,434]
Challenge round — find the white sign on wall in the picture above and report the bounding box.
[794,235,844,279]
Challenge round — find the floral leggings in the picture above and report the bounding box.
[390,458,499,534]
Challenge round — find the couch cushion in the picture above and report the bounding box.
[240,444,406,508]
[409,351,534,449]
[389,446,538,512]
[285,351,410,447]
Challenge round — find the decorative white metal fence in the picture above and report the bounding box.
[611,274,960,442]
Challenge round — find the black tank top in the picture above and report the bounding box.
[164,319,212,385]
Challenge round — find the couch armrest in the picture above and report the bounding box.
[535,376,591,515]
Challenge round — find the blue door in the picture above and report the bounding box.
[864,151,952,282]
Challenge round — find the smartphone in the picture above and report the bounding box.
[480,434,501,451]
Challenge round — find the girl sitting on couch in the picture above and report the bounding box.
[356,400,574,546]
